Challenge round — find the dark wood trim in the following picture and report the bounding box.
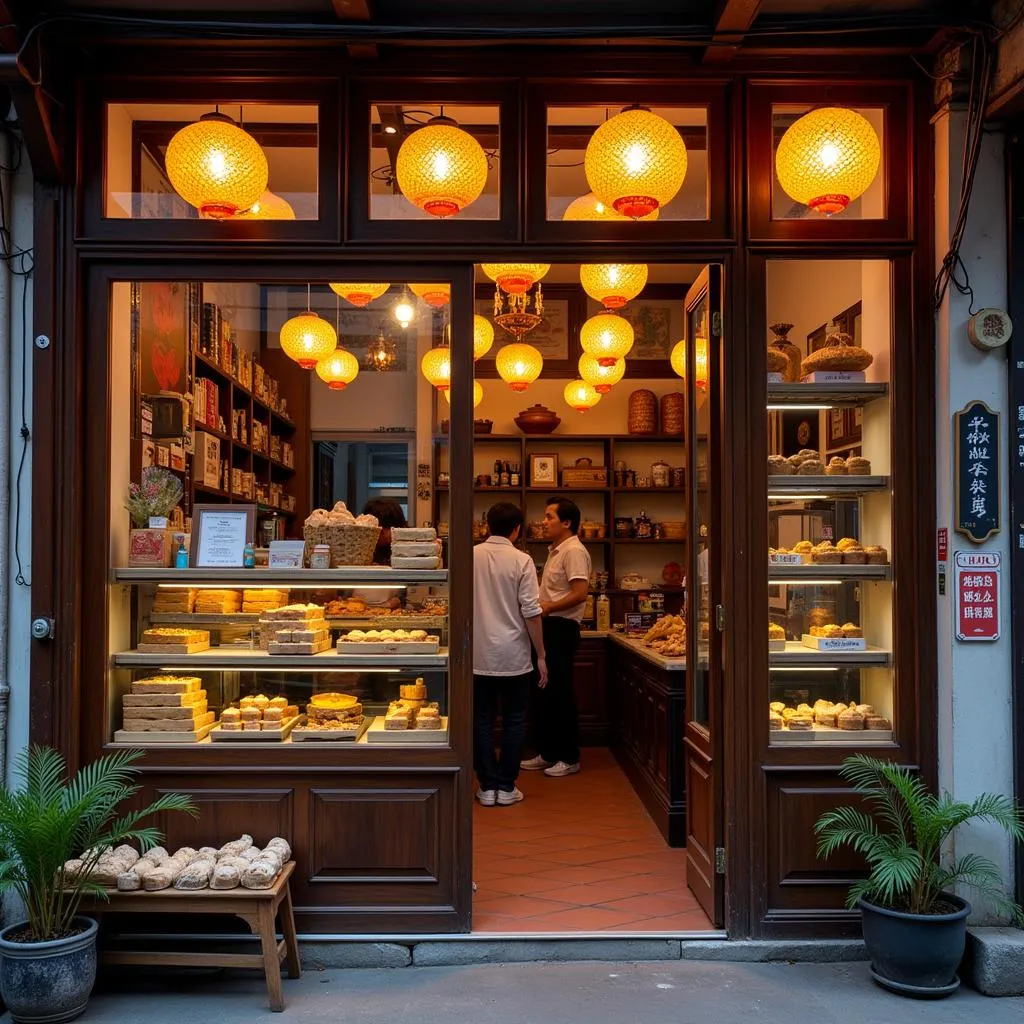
[0,55,65,184]
[703,1,764,65]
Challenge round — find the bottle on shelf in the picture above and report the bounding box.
[596,590,611,631]
[243,542,255,569]
[583,592,595,626]
[635,509,653,539]
[174,539,189,569]
[510,462,520,487]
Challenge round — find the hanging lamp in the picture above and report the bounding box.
[564,379,602,413]
[410,283,452,308]
[365,329,398,372]
[496,343,543,392]
[444,379,485,409]
[584,106,687,219]
[421,345,452,392]
[394,289,416,328]
[280,285,337,369]
[473,314,495,360]
[579,263,648,309]
[580,310,635,366]
[316,348,360,390]
[775,107,880,215]
[670,337,710,391]
[480,263,551,295]
[562,192,660,222]
[236,189,295,220]
[329,283,390,307]
[396,114,489,218]
[579,353,625,394]
[165,110,268,220]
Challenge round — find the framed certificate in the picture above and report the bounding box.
[190,504,256,567]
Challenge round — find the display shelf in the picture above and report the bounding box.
[193,421,231,443]
[113,567,449,585]
[766,382,888,407]
[195,482,231,499]
[525,486,609,493]
[769,641,891,667]
[767,475,889,496]
[771,726,895,745]
[524,537,610,545]
[112,647,450,670]
[148,613,261,626]
[767,563,891,581]
[614,537,687,545]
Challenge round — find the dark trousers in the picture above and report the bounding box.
[473,671,532,793]
[534,616,581,765]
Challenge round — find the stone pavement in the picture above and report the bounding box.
[12,960,1023,1024]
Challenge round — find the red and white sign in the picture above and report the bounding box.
[937,527,948,562]
[955,551,1000,641]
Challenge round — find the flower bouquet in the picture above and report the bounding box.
[125,467,183,567]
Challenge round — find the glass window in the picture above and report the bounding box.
[765,259,893,745]
[105,102,319,220]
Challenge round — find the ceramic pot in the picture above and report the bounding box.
[514,404,560,434]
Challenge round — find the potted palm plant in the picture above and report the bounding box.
[0,746,196,1023]
[815,754,1024,998]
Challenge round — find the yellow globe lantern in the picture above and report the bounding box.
[396,116,489,219]
[329,283,390,307]
[279,311,338,370]
[580,311,635,366]
[315,348,360,391]
[579,353,626,394]
[235,190,295,220]
[410,283,451,308]
[564,379,602,413]
[579,263,648,310]
[585,106,687,220]
[473,315,495,360]
[670,337,710,392]
[443,379,485,409]
[562,192,660,222]
[775,107,881,216]
[421,346,452,392]
[165,112,269,220]
[496,343,543,391]
[480,263,551,295]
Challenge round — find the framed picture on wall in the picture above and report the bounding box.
[781,410,820,454]
[530,453,558,487]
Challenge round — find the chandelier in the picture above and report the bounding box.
[775,107,881,215]
[584,106,687,219]
[670,336,710,391]
[411,283,451,308]
[579,353,625,394]
[165,111,268,220]
[480,263,550,295]
[235,189,295,220]
[580,311,635,366]
[396,115,489,218]
[473,315,495,360]
[315,348,360,390]
[444,379,485,409]
[580,263,648,309]
[496,343,544,392]
[330,283,390,307]
[492,282,544,342]
[365,329,398,372]
[562,192,660,222]
[564,379,602,412]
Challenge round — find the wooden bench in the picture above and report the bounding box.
[75,860,301,1012]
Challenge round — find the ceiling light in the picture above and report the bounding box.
[562,192,660,222]
[315,348,360,390]
[579,263,648,309]
[410,283,451,308]
[579,353,625,394]
[443,380,485,408]
[473,315,495,360]
[396,115,489,218]
[496,343,543,391]
[329,283,390,307]
[480,263,551,295]
[280,309,338,370]
[580,310,635,366]
[564,379,602,412]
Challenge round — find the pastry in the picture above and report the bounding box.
[815,706,838,727]
[842,543,867,564]
[265,837,292,862]
[800,328,873,375]
[855,704,874,715]
[211,864,241,890]
[865,545,888,564]
[838,707,865,730]
[262,707,284,724]
[174,861,214,890]
[865,714,892,730]
[808,606,832,628]
[798,459,826,475]
[241,860,279,890]
[825,457,847,476]
[793,541,814,555]
[769,712,783,730]
[413,705,442,730]
[836,537,859,552]
[242,720,262,731]
[768,623,786,641]
[269,696,288,708]
[788,715,814,731]
[841,623,863,638]
[400,682,427,700]
[220,707,241,725]
[767,455,792,475]
[309,692,359,709]
[769,701,786,713]
[846,456,871,475]
[821,624,844,638]
[240,706,261,723]
[811,542,842,564]
[782,707,797,719]
[217,835,254,858]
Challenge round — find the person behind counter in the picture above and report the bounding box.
[473,502,548,807]
[356,498,407,610]
[521,496,591,779]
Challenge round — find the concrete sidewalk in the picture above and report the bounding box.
[15,960,1023,1024]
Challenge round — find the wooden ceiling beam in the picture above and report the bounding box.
[332,0,378,58]
[703,0,762,64]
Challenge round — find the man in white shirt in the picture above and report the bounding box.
[473,502,548,807]
[521,496,591,778]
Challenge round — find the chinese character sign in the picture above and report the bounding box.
[955,551,1000,641]
[954,401,1000,543]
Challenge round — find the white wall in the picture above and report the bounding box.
[934,109,1015,922]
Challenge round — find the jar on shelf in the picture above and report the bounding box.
[652,460,671,488]
[635,509,653,539]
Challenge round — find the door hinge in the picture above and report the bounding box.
[715,604,725,631]
[711,311,723,337]
[714,847,726,875]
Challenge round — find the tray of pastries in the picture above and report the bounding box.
[801,622,865,650]
[292,692,369,741]
[211,694,300,740]
[337,628,439,654]
[367,699,446,741]
[137,628,211,655]
[770,699,891,741]
[768,622,786,652]
[114,676,214,743]
[640,614,686,657]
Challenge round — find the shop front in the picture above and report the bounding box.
[24,31,937,941]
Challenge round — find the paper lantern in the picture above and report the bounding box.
[579,353,625,394]
[580,311,635,366]
[421,346,452,392]
[585,107,687,219]
[775,107,881,215]
[279,311,337,370]
[315,348,360,391]
[473,315,495,360]
[480,263,551,295]
[329,283,390,307]
[496,343,543,391]
[564,379,602,412]
[165,112,268,220]
[443,379,484,409]
[396,116,489,218]
[410,283,451,308]
[236,189,295,220]
[580,263,648,309]
[562,192,660,222]
[670,337,710,391]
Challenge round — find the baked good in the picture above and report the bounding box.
[788,715,814,731]
[846,456,871,475]
[842,543,867,564]
[811,542,842,564]
[836,537,858,552]
[786,455,805,473]
[815,706,838,727]
[413,705,442,730]
[211,864,241,890]
[220,707,241,724]
[768,623,786,641]
[269,696,288,709]
[262,707,284,724]
[865,714,892,730]
[240,706,261,723]
[769,701,786,713]
[838,707,865,730]
[825,457,847,476]
[865,545,888,564]
[400,682,427,700]
[769,712,783,730]
[384,703,412,729]
[793,541,814,555]
[841,622,863,638]
[767,455,792,475]
[310,692,359,710]
[856,704,874,715]
[240,860,278,890]
[800,329,873,376]
[265,837,292,863]
[797,459,826,476]
[782,707,797,720]
[217,835,254,858]
[391,527,437,542]
[174,861,214,890]
[140,627,210,645]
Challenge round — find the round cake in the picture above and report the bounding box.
[309,692,359,710]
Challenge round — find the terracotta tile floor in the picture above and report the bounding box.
[472,748,714,933]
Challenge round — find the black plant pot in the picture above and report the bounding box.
[859,894,971,998]
[0,917,98,1023]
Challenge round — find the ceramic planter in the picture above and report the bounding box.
[0,916,98,1023]
[859,894,971,998]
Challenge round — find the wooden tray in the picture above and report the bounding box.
[366,715,448,743]
[336,641,440,655]
[210,715,300,741]
[137,641,211,655]
[773,725,893,744]
[113,722,215,744]
[291,717,372,742]
[800,633,867,651]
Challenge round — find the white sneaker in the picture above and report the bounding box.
[496,787,524,805]
[543,761,581,777]
[476,788,497,806]
[520,755,553,771]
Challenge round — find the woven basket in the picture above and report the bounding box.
[303,523,381,567]
[627,389,658,435]
[660,392,685,436]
